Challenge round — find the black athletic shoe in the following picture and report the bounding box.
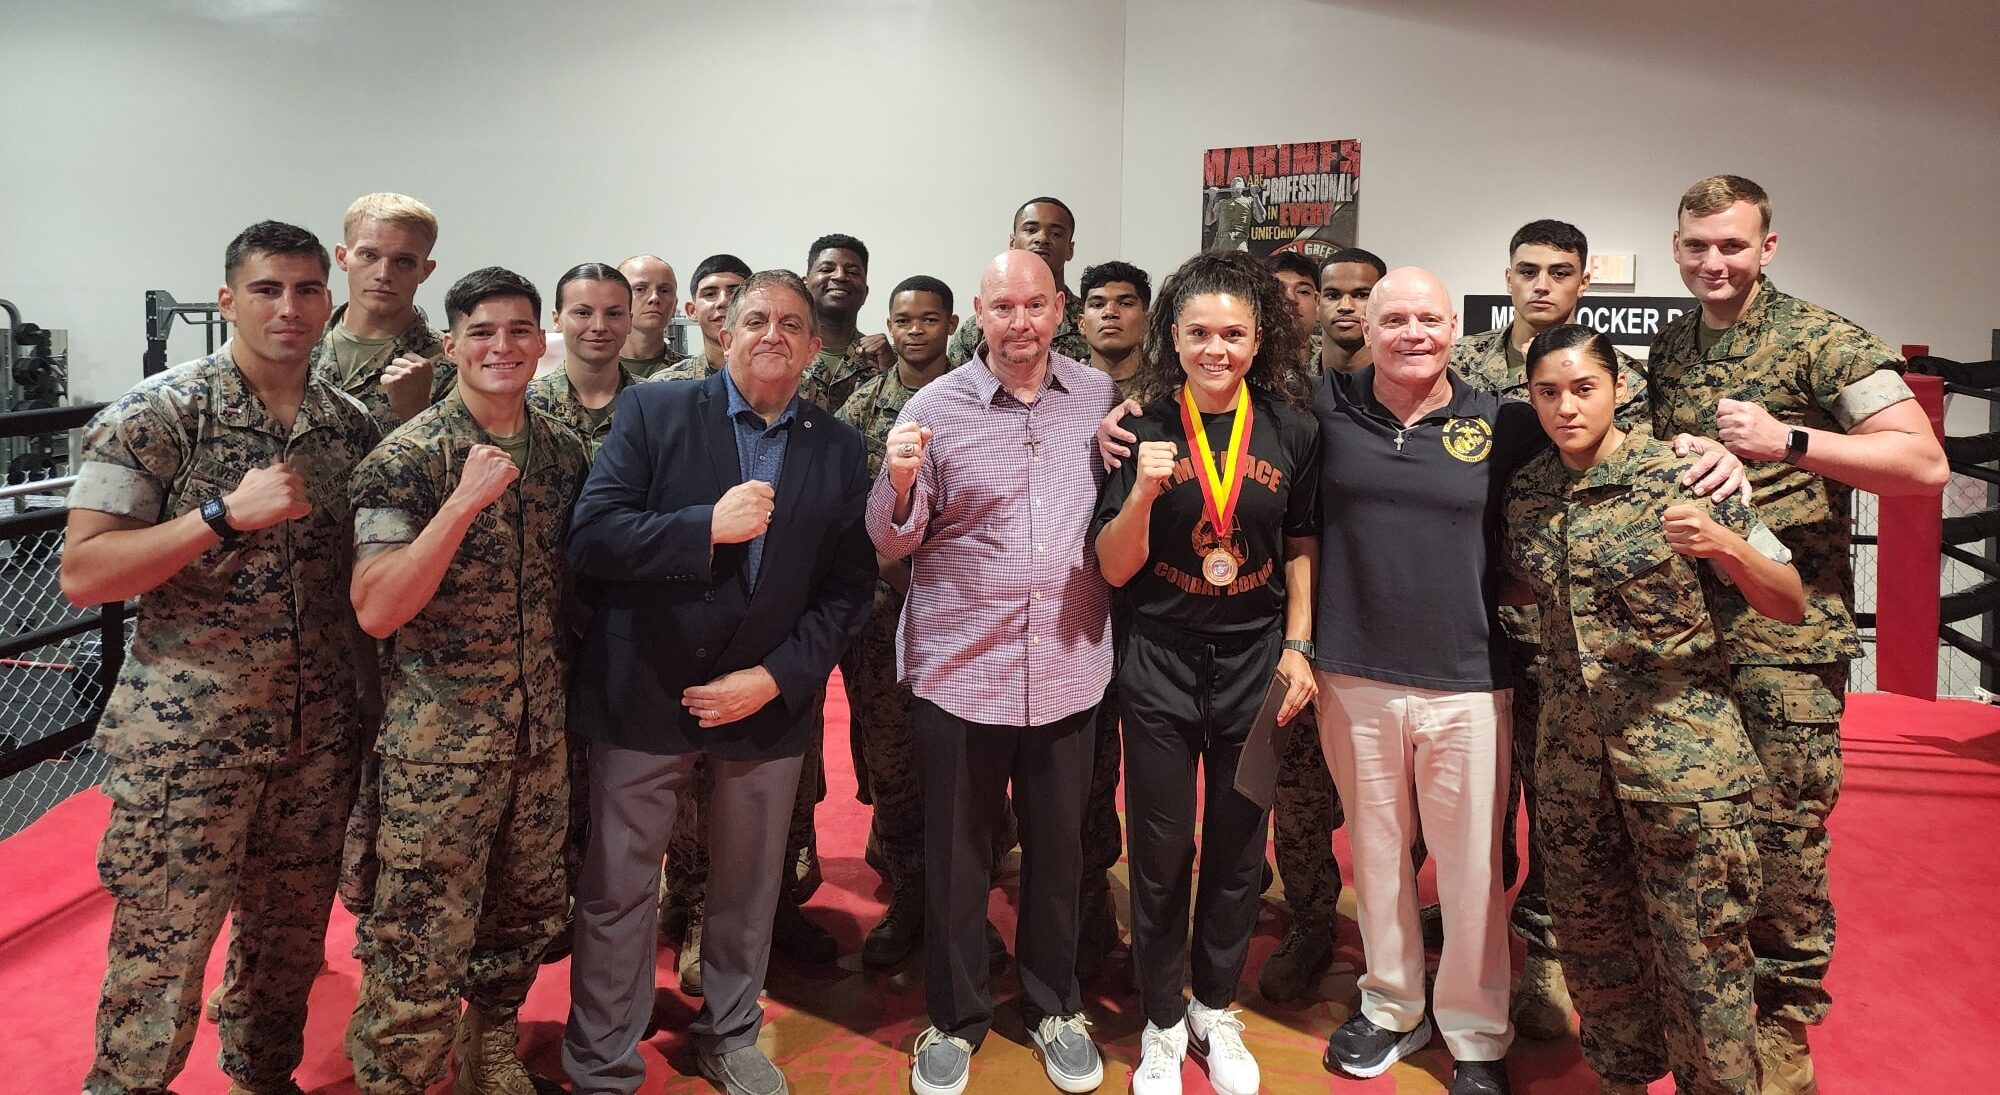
[1450,1058,1511,1095]
[1323,1012,1433,1079]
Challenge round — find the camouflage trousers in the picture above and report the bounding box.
[87,741,357,1095]
[346,742,569,1094]
[1272,701,1342,922]
[664,696,826,911]
[1505,639,1555,953]
[843,583,925,889]
[1732,662,1846,1025]
[1538,739,1760,1094]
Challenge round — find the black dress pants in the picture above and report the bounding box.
[1120,620,1278,1029]
[912,698,1096,1046]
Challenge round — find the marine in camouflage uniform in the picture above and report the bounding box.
[311,303,459,916]
[1648,279,1917,1036]
[1506,431,1789,1094]
[1448,328,1649,960]
[945,290,1089,366]
[644,350,722,385]
[620,343,689,380]
[72,343,377,1094]
[344,390,590,1093]
[802,337,887,419]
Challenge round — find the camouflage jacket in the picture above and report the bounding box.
[802,336,885,414]
[620,343,688,381]
[1505,433,1777,802]
[71,343,379,767]
[643,352,721,385]
[526,361,634,457]
[945,289,1090,366]
[1647,279,1913,665]
[350,391,590,763]
[307,304,456,431]
[1450,325,1648,647]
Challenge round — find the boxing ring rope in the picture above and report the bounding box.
[1873,354,2000,701]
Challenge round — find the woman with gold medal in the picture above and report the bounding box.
[1093,251,1321,1095]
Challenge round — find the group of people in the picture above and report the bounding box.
[60,175,1944,1095]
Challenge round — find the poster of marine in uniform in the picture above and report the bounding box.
[1201,140,1361,262]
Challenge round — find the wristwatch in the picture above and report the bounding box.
[1282,639,1316,659]
[1783,427,1810,464]
[200,496,239,541]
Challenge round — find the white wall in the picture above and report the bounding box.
[1118,0,2000,365]
[1,0,1128,401]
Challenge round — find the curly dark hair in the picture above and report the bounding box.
[1131,251,1307,409]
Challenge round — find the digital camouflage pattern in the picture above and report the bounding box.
[89,746,358,1094]
[945,290,1090,367]
[1648,279,1909,1025]
[526,362,635,456]
[349,390,589,764]
[1506,433,1775,1091]
[1646,278,1911,667]
[642,352,722,386]
[1272,709,1342,924]
[308,304,456,431]
[802,337,885,414]
[71,344,379,768]
[620,343,689,380]
[346,744,569,1092]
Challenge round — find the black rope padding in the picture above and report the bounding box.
[1945,433,2000,466]
[1942,509,2000,546]
[1907,355,2000,389]
[1940,579,2000,625]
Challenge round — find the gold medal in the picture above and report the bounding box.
[1203,549,1239,586]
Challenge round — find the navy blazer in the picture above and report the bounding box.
[565,369,877,759]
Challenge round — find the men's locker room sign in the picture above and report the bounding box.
[1461,295,1697,348]
[1201,140,1360,264]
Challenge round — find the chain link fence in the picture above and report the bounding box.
[0,423,118,840]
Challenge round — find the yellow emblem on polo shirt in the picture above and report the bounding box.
[1441,417,1493,463]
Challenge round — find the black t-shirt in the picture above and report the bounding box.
[1313,366,1546,690]
[1094,385,1320,639]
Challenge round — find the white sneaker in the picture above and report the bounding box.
[1187,1001,1260,1095]
[1132,1020,1187,1095]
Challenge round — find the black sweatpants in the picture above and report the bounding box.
[1120,620,1279,1029]
[913,698,1097,1046]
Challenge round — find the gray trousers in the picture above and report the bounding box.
[562,741,804,1094]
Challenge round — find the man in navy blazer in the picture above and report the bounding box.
[561,269,876,1095]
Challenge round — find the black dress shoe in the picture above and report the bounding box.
[1450,1058,1512,1095]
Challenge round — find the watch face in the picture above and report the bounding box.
[202,497,225,521]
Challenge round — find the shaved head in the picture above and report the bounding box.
[1365,266,1452,322]
[1364,266,1457,393]
[975,250,1064,374]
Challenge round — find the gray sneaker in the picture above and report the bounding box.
[911,1026,973,1095]
[696,1042,788,1095]
[1030,1013,1103,1093]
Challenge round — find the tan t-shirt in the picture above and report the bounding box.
[326,325,399,388]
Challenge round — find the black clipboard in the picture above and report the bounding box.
[1232,673,1294,811]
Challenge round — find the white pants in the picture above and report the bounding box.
[1317,671,1514,1062]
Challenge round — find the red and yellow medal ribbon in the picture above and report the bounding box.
[1179,381,1254,537]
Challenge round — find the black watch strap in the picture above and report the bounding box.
[200,496,238,541]
[1784,427,1809,463]
[1282,638,1316,659]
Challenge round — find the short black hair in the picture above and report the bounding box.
[1509,219,1589,264]
[1014,196,1075,232]
[1320,247,1387,279]
[890,274,954,315]
[1080,261,1152,308]
[445,266,541,328]
[224,220,330,285]
[1525,322,1619,380]
[691,253,753,290]
[807,233,869,271]
[1266,252,1319,283]
[554,262,632,311]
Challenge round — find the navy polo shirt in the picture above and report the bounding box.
[1313,365,1545,691]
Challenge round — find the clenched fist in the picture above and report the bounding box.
[1663,504,1730,559]
[222,460,311,531]
[712,479,776,545]
[381,352,436,423]
[1131,440,1179,502]
[884,421,932,495]
[448,444,520,513]
[1715,397,1789,463]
